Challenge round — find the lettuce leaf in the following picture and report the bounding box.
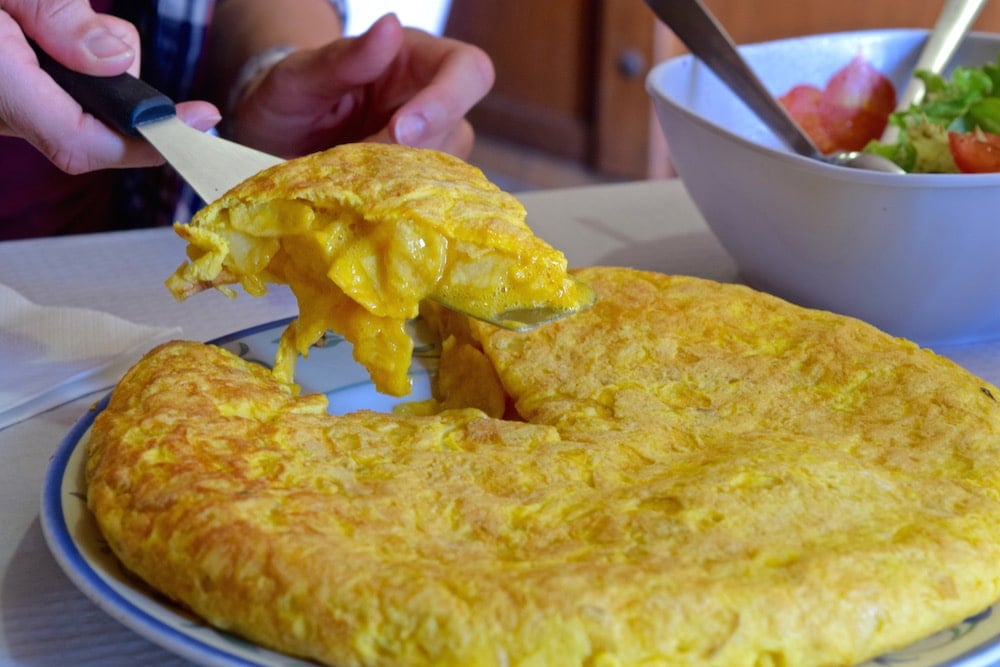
[864,54,1000,172]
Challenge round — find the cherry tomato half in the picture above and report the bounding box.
[948,130,1000,173]
[780,56,896,154]
[779,84,837,154]
[818,56,896,152]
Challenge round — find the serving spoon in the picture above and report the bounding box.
[644,0,905,173]
[878,0,988,145]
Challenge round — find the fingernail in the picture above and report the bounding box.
[189,113,222,132]
[84,28,133,62]
[393,114,427,145]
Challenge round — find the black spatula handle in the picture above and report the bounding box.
[31,41,175,136]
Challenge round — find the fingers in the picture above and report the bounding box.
[387,33,494,153]
[175,101,224,134]
[346,17,493,152]
[2,0,137,75]
[0,2,220,173]
[435,119,476,159]
[368,117,476,159]
[284,13,405,98]
[0,90,220,174]
[0,33,221,173]
[227,15,407,155]
[237,13,493,158]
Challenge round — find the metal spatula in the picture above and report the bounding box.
[35,47,593,331]
[33,44,282,204]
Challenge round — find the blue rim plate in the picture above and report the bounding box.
[39,319,1000,666]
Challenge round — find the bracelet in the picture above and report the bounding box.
[219,0,348,137]
[223,45,297,137]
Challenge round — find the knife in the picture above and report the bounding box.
[33,43,282,204]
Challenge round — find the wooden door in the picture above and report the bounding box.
[445,0,658,179]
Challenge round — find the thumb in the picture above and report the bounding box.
[288,13,404,97]
[5,0,137,76]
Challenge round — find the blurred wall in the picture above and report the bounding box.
[344,0,452,36]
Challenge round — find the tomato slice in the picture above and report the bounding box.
[817,56,896,152]
[778,84,837,153]
[948,130,1000,173]
[780,57,896,154]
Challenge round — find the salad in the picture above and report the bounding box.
[779,54,1000,173]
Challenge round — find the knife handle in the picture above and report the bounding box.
[31,42,175,136]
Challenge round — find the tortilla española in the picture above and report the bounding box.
[87,266,1000,667]
[165,142,592,396]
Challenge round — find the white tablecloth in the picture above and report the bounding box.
[1,179,997,666]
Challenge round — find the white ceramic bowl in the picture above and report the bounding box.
[647,29,1000,347]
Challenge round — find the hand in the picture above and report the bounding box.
[230,13,495,159]
[0,0,219,173]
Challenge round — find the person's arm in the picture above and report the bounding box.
[203,0,345,115]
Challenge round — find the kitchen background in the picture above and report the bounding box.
[351,1,1000,192]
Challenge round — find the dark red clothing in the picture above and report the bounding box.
[0,138,120,240]
[1,0,117,239]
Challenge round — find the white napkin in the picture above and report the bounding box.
[0,283,180,430]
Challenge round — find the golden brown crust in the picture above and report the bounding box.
[89,268,1000,666]
[165,143,590,396]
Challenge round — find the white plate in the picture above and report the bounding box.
[40,319,1000,666]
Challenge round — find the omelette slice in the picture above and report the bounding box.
[89,267,1000,667]
[165,142,591,395]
